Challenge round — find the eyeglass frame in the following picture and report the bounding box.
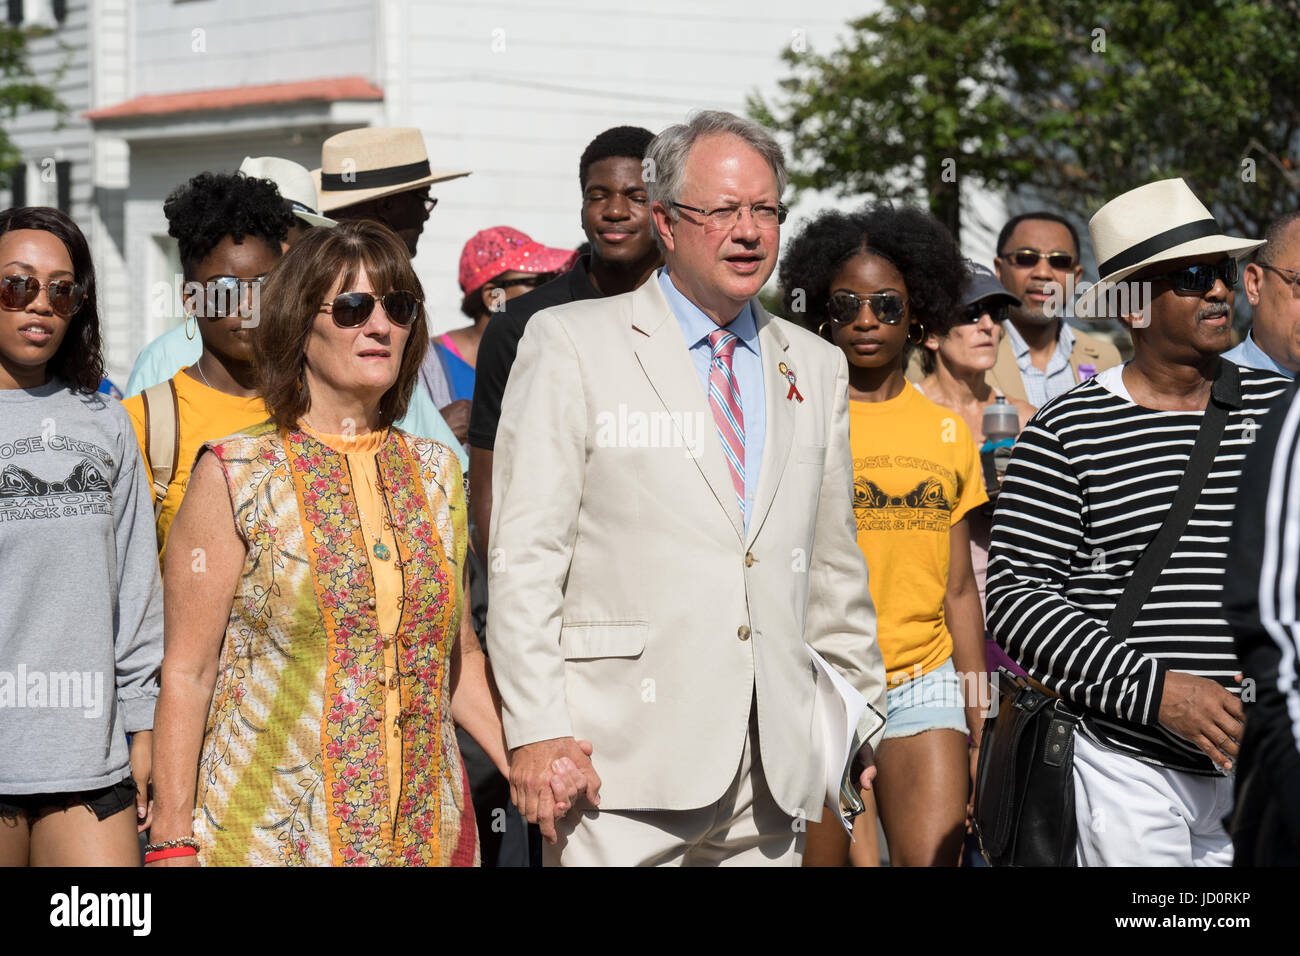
[1260,262,1300,297]
[0,273,87,319]
[669,200,788,229]
[997,247,1077,270]
[192,274,266,319]
[486,273,557,291]
[959,299,1012,324]
[1144,258,1239,295]
[826,289,909,326]
[318,290,422,328]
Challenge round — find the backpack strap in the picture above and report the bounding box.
[1106,360,1241,640]
[141,379,180,519]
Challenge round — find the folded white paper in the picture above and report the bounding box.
[808,645,871,833]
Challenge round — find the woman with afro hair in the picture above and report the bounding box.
[124,171,294,558]
[780,202,989,867]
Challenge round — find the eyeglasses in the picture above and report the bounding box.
[1147,259,1238,294]
[1260,263,1300,298]
[491,273,555,291]
[197,275,265,318]
[999,248,1076,270]
[670,201,788,230]
[319,291,421,328]
[960,300,1011,324]
[827,290,908,326]
[0,274,86,319]
[422,195,438,214]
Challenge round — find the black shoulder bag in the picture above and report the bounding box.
[974,362,1239,866]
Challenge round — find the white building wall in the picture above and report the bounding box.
[2,1,94,232]
[389,0,881,330]
[13,0,1007,378]
[131,0,378,94]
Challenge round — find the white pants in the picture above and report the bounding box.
[1072,731,1234,867]
[543,704,803,867]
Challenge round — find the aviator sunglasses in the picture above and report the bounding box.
[198,275,265,318]
[827,290,908,326]
[0,274,86,319]
[320,291,421,328]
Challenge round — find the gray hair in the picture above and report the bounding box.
[646,110,788,249]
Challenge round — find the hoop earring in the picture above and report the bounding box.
[817,320,834,341]
[184,312,197,340]
[907,321,925,346]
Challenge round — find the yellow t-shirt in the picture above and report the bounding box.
[849,383,987,686]
[123,368,269,559]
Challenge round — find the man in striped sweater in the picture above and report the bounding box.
[987,179,1290,866]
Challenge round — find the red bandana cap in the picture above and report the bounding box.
[458,226,577,294]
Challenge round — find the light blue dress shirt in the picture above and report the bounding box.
[657,268,765,531]
[1223,331,1295,379]
[123,323,469,471]
[125,323,199,398]
[1003,319,1079,407]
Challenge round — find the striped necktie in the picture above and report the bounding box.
[708,327,745,516]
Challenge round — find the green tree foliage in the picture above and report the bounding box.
[753,1,1299,244]
[0,22,67,185]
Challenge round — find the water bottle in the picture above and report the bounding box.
[982,396,1019,488]
[982,395,1019,444]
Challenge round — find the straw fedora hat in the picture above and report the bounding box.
[239,156,336,228]
[1075,178,1262,319]
[315,127,470,213]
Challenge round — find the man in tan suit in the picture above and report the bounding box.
[487,111,887,866]
[991,211,1121,404]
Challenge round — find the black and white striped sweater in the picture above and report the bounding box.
[987,363,1289,774]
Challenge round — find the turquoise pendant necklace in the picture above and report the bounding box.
[356,500,392,561]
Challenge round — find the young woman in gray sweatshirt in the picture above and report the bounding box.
[0,206,163,866]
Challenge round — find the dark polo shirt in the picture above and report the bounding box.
[467,254,601,451]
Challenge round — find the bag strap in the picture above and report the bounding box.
[141,379,180,519]
[1106,360,1241,641]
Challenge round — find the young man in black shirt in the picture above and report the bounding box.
[468,126,662,557]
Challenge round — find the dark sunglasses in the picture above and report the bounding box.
[320,291,421,328]
[491,273,555,291]
[198,275,265,318]
[1000,248,1076,270]
[961,300,1011,324]
[1147,259,1238,294]
[0,274,86,319]
[827,290,908,326]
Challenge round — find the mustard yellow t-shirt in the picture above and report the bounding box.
[123,368,269,559]
[849,383,987,686]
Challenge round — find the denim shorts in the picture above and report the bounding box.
[882,657,969,741]
[0,777,137,822]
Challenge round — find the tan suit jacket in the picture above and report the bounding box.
[487,277,886,819]
[986,325,1122,403]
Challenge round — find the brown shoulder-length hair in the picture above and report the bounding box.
[253,219,428,430]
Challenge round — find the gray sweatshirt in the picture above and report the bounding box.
[0,379,163,793]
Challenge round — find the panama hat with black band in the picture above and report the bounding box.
[315,127,470,213]
[1075,178,1263,319]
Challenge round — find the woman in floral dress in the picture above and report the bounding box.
[147,221,585,866]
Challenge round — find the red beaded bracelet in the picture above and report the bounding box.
[144,846,198,863]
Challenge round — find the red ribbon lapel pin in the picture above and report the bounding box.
[779,362,803,403]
